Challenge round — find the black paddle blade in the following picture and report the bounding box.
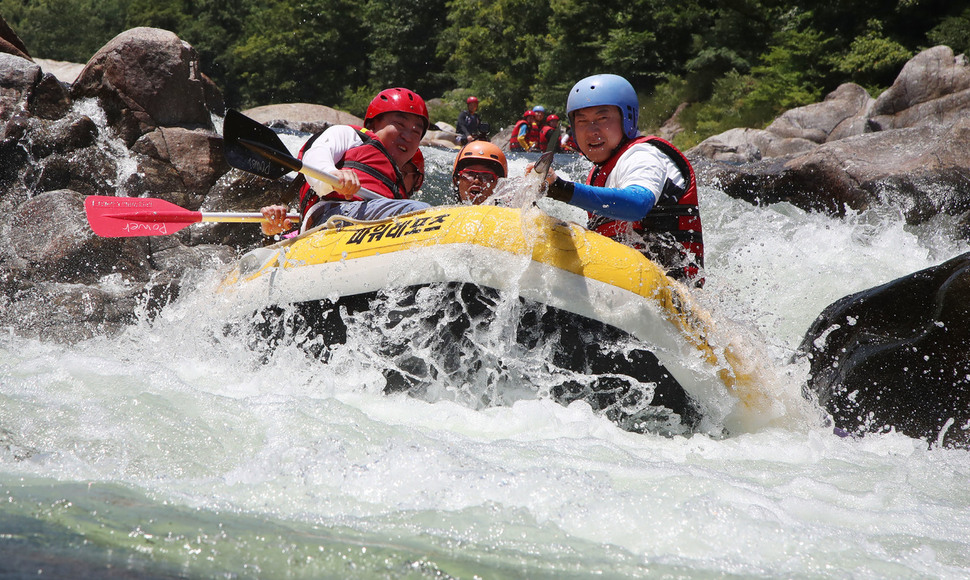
[223,109,291,179]
[544,127,561,153]
[534,151,555,181]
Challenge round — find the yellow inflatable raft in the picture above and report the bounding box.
[219,205,775,435]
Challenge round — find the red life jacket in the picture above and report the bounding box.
[586,136,704,287]
[539,125,559,152]
[297,127,408,224]
[509,120,528,150]
[509,120,542,151]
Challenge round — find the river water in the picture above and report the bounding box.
[2,140,970,578]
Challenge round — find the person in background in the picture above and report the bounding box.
[403,147,425,196]
[456,96,483,145]
[540,74,704,287]
[452,140,508,205]
[260,87,431,236]
[559,124,579,152]
[538,113,561,152]
[531,105,547,128]
[509,109,540,152]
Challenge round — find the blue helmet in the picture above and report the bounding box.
[566,74,639,139]
[532,105,545,113]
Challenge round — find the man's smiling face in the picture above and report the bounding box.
[572,106,624,164]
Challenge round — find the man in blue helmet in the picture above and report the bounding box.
[542,74,705,287]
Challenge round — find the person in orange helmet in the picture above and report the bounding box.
[452,141,508,205]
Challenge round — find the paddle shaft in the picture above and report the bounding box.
[224,110,384,201]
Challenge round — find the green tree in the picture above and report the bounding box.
[3,0,128,61]
[437,0,551,128]
[231,0,367,108]
[360,0,450,99]
[831,19,911,93]
[927,7,970,56]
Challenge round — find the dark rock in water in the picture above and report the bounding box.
[27,71,72,120]
[0,54,42,124]
[130,127,229,195]
[199,169,298,248]
[8,189,152,285]
[797,252,970,448]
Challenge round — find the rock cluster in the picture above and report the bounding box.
[690,46,970,232]
[0,25,287,340]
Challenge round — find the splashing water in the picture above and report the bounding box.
[2,140,970,577]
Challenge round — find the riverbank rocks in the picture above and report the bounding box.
[0,24,242,342]
[72,27,222,145]
[242,103,362,135]
[690,46,970,229]
[796,252,970,449]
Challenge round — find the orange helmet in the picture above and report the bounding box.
[452,141,508,186]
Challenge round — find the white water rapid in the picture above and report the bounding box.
[2,143,969,579]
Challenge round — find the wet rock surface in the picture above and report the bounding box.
[797,252,970,448]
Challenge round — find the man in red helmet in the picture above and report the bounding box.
[456,96,484,145]
[509,109,539,152]
[538,113,561,152]
[261,87,431,235]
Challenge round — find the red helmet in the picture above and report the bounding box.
[547,114,560,122]
[523,109,536,118]
[410,147,425,173]
[404,148,425,193]
[365,88,429,135]
[466,96,479,104]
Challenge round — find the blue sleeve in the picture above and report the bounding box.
[568,183,657,222]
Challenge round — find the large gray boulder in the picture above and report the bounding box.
[869,46,970,130]
[242,102,362,135]
[766,83,874,143]
[71,27,222,145]
[691,46,970,226]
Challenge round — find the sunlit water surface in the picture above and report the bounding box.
[2,141,970,578]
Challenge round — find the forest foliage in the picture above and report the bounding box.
[3,0,968,148]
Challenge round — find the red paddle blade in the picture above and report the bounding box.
[85,196,202,237]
